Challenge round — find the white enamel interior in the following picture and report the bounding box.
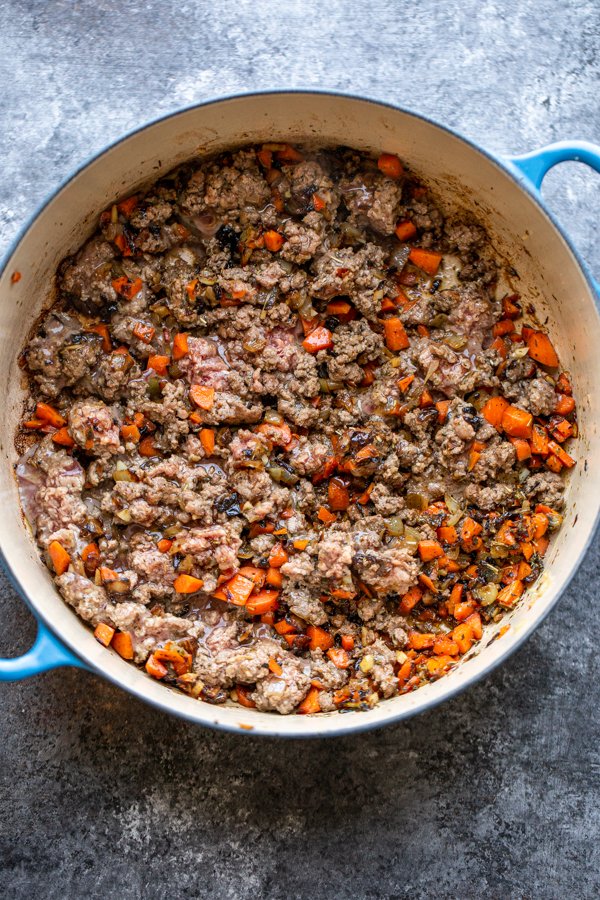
[0,92,598,737]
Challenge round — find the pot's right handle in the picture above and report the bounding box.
[507,140,600,295]
[0,619,87,681]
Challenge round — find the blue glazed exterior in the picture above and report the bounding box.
[0,94,598,707]
[507,140,600,295]
[0,620,86,680]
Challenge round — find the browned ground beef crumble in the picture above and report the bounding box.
[16,143,576,714]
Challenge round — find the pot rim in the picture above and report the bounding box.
[1,88,599,738]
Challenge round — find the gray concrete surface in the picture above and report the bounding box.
[0,1,599,897]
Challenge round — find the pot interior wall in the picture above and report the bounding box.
[0,93,597,735]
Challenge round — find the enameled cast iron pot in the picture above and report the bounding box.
[1,91,599,737]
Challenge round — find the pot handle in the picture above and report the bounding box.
[508,140,600,294]
[0,619,87,681]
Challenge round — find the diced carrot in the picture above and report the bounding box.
[246,590,280,616]
[213,573,255,606]
[547,440,575,468]
[435,400,450,423]
[328,478,350,511]
[94,623,115,647]
[327,647,350,669]
[35,402,66,428]
[550,418,574,443]
[554,394,575,416]
[419,389,434,409]
[545,455,563,473]
[189,385,215,410]
[452,622,474,654]
[418,573,438,593]
[395,220,417,242]
[397,659,414,687]
[147,354,170,375]
[408,631,435,650]
[275,144,303,163]
[377,153,404,179]
[112,276,142,299]
[236,685,256,708]
[509,437,532,461]
[138,435,159,457]
[341,635,355,651]
[497,579,524,608]
[534,535,550,556]
[418,540,444,562]
[274,619,296,635]
[502,405,533,439]
[408,247,442,275]
[312,193,326,211]
[267,542,288,569]
[502,294,521,318]
[448,584,464,611]
[317,506,337,525]
[264,230,285,252]
[491,336,508,359]
[302,325,333,354]
[197,427,215,456]
[236,566,267,589]
[52,427,75,448]
[493,319,514,337]
[399,585,423,616]
[117,195,138,218]
[461,517,483,544]
[120,423,140,443]
[437,525,458,544]
[527,330,559,367]
[114,233,134,256]
[531,424,550,456]
[87,322,113,353]
[11,271,21,283]
[306,625,334,652]
[111,631,134,660]
[157,539,172,553]
[326,299,356,322]
[380,296,398,313]
[257,147,272,168]
[453,601,476,622]
[481,396,509,430]
[268,658,283,676]
[433,635,460,656]
[384,317,410,352]
[556,372,572,395]
[465,611,483,640]
[173,573,204,594]
[468,440,485,472]
[297,686,322,714]
[396,374,415,393]
[145,654,168,679]
[172,332,189,360]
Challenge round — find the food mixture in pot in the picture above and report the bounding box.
[16,143,577,714]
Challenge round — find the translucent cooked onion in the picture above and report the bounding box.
[113,469,135,483]
[402,525,421,552]
[473,583,498,606]
[319,378,343,393]
[263,409,284,425]
[243,337,267,353]
[267,465,299,486]
[406,492,428,511]
[386,516,405,536]
[444,333,468,351]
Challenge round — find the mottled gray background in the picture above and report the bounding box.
[0,1,599,898]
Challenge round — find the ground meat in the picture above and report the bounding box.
[17,142,575,716]
[251,656,312,714]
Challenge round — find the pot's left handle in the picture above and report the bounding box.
[506,140,600,295]
[0,619,87,681]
